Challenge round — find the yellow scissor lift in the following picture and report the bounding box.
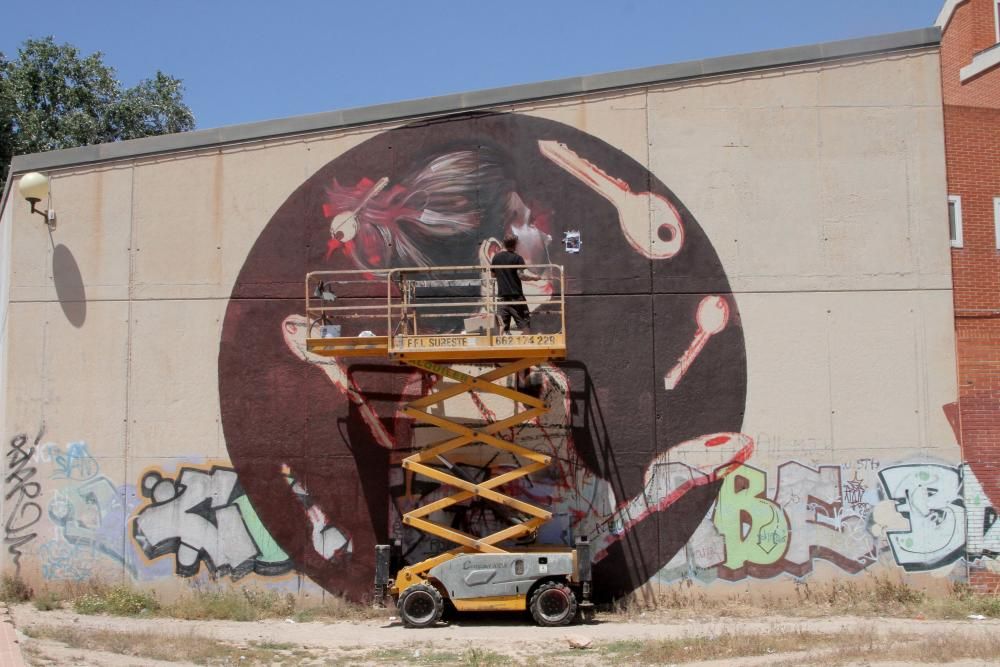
[305,264,592,627]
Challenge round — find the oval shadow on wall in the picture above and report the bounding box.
[52,244,87,327]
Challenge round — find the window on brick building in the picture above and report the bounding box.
[995,0,1000,43]
[949,195,963,248]
[994,197,1000,249]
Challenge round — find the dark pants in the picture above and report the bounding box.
[499,296,530,333]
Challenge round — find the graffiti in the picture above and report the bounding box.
[877,463,1000,572]
[648,460,881,584]
[647,458,1000,585]
[713,465,789,569]
[878,464,965,571]
[709,463,877,579]
[389,454,999,586]
[50,441,98,481]
[843,473,868,513]
[132,465,349,580]
[34,441,142,580]
[4,430,44,575]
[964,465,1000,559]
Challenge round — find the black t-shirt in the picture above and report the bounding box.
[491,250,525,297]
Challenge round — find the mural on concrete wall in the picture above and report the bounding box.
[217,112,749,600]
[6,113,996,596]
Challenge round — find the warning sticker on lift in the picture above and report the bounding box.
[493,334,558,346]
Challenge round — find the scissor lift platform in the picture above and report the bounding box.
[304,265,567,362]
[303,265,590,627]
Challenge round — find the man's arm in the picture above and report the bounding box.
[513,254,540,281]
[519,258,545,281]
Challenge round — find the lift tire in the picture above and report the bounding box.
[529,581,578,627]
[398,583,444,628]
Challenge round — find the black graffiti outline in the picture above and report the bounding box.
[4,428,45,574]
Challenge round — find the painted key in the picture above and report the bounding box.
[664,295,729,390]
[538,140,684,259]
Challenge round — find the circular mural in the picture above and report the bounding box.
[219,112,747,601]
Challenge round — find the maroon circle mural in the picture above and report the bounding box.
[219,112,747,601]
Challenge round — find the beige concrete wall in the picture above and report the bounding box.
[2,47,987,602]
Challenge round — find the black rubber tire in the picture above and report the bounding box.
[397,583,444,628]
[529,581,578,627]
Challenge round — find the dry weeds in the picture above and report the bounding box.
[23,624,318,665]
[599,628,860,664]
[610,576,1000,622]
[21,577,383,623]
[772,630,1000,666]
[0,574,33,602]
[17,574,1000,627]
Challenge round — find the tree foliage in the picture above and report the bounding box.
[1,37,195,192]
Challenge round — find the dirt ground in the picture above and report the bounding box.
[8,603,1000,666]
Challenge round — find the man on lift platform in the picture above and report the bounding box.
[490,235,541,334]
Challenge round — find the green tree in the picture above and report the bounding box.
[1,37,195,192]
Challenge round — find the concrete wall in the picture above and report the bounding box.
[2,45,987,602]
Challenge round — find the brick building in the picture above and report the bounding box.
[938,0,1000,591]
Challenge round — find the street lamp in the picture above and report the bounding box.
[18,172,56,229]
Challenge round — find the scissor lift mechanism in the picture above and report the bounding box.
[304,265,591,627]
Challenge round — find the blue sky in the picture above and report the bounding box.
[1,1,945,131]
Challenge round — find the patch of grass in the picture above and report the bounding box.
[0,574,33,602]
[24,624,321,665]
[32,591,61,611]
[603,639,644,655]
[361,647,468,665]
[72,583,159,616]
[252,639,297,651]
[162,588,264,622]
[600,629,856,664]
[368,647,415,662]
[460,647,508,667]
[873,575,925,605]
[161,586,304,622]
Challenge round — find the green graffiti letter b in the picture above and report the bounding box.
[713,465,789,568]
